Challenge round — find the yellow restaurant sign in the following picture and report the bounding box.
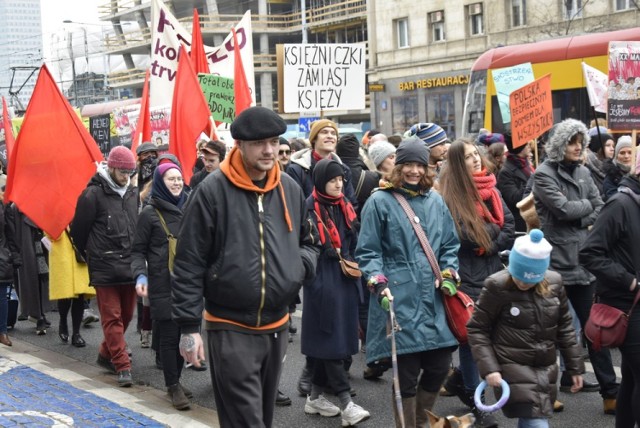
[399,75,469,91]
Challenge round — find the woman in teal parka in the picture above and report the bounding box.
[355,137,461,427]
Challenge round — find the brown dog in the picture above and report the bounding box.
[427,410,476,428]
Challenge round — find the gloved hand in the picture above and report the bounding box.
[367,274,391,311]
[440,268,461,296]
[11,253,22,268]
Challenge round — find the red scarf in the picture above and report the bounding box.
[472,169,504,227]
[312,188,357,249]
[507,153,534,177]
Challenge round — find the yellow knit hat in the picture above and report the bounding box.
[308,119,338,147]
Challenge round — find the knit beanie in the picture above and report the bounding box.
[409,122,448,148]
[313,158,344,193]
[230,106,287,141]
[508,229,552,284]
[587,126,611,153]
[156,162,181,177]
[336,134,360,159]
[136,142,158,156]
[279,136,290,147]
[395,136,430,166]
[615,135,632,159]
[308,119,339,147]
[477,133,505,147]
[368,141,397,167]
[503,132,527,154]
[107,146,136,170]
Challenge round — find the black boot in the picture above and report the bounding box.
[469,390,498,428]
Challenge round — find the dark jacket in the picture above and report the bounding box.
[458,196,515,301]
[70,170,138,286]
[189,168,209,190]
[342,157,380,217]
[286,148,359,211]
[172,169,320,334]
[131,198,182,320]
[0,203,13,282]
[497,157,529,232]
[301,197,360,360]
[585,150,606,197]
[601,159,627,202]
[468,270,584,419]
[580,175,640,312]
[533,160,602,285]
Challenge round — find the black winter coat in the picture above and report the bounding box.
[497,157,529,233]
[0,203,13,282]
[70,172,138,286]
[131,198,182,320]
[468,270,584,419]
[580,175,640,312]
[172,169,320,334]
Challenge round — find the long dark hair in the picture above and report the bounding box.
[440,138,492,250]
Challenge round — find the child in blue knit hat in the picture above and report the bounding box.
[467,229,585,428]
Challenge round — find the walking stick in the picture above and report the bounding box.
[387,300,404,428]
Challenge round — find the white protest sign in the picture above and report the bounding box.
[150,0,255,108]
[282,43,366,113]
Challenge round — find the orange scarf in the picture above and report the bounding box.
[220,146,292,231]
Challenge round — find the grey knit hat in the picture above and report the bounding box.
[368,141,396,167]
[395,136,430,166]
[615,135,632,159]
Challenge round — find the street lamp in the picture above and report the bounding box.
[62,20,130,103]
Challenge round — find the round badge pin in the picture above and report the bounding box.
[510,306,520,316]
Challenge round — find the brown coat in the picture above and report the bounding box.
[467,269,584,419]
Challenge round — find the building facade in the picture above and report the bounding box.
[0,0,42,113]
[367,0,640,139]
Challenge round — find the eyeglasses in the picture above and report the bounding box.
[165,176,184,183]
[116,169,136,176]
[279,150,291,156]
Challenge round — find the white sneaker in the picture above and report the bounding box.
[304,395,340,417]
[341,401,370,426]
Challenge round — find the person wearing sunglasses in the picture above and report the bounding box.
[278,137,292,170]
[70,146,139,388]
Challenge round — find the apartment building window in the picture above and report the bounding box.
[426,92,456,140]
[564,0,582,19]
[511,0,526,27]
[396,18,409,48]
[467,3,484,36]
[615,0,633,10]
[429,11,446,42]
[392,95,418,134]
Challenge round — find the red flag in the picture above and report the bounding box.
[2,97,15,165]
[190,9,209,74]
[169,46,211,184]
[232,28,252,116]
[131,69,152,155]
[4,65,104,239]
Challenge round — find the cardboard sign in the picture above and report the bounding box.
[509,74,553,149]
[90,114,111,157]
[492,63,535,124]
[198,74,235,124]
[608,41,640,131]
[282,43,366,112]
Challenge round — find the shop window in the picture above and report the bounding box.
[426,92,456,141]
[392,95,418,134]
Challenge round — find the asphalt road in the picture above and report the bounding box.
[9,306,619,428]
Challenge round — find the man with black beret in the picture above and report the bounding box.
[173,106,320,428]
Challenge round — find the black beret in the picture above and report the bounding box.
[136,142,159,155]
[230,106,287,141]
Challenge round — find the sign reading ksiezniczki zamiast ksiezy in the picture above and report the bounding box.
[608,41,640,131]
[282,44,366,113]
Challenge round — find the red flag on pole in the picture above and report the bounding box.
[232,28,252,117]
[4,65,104,239]
[169,46,211,184]
[131,69,152,155]
[2,97,15,164]
[190,9,209,74]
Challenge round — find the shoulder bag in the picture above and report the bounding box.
[316,216,362,279]
[585,287,640,351]
[155,209,177,273]
[392,192,474,344]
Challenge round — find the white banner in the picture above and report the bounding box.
[150,0,255,108]
[282,43,366,113]
[582,62,608,114]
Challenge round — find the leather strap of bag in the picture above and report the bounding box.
[354,171,367,200]
[392,192,443,284]
[315,215,348,262]
[154,209,174,239]
[627,287,640,316]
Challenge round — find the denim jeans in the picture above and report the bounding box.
[0,283,8,334]
[459,342,480,392]
[518,417,549,428]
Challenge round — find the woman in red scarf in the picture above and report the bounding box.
[301,159,370,427]
[439,138,516,428]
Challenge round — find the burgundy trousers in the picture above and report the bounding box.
[95,285,137,372]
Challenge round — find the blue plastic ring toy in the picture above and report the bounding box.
[474,379,510,413]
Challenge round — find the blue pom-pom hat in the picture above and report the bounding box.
[508,228,553,284]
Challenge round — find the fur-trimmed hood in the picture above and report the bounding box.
[545,119,590,162]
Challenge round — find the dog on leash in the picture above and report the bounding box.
[427,410,476,428]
